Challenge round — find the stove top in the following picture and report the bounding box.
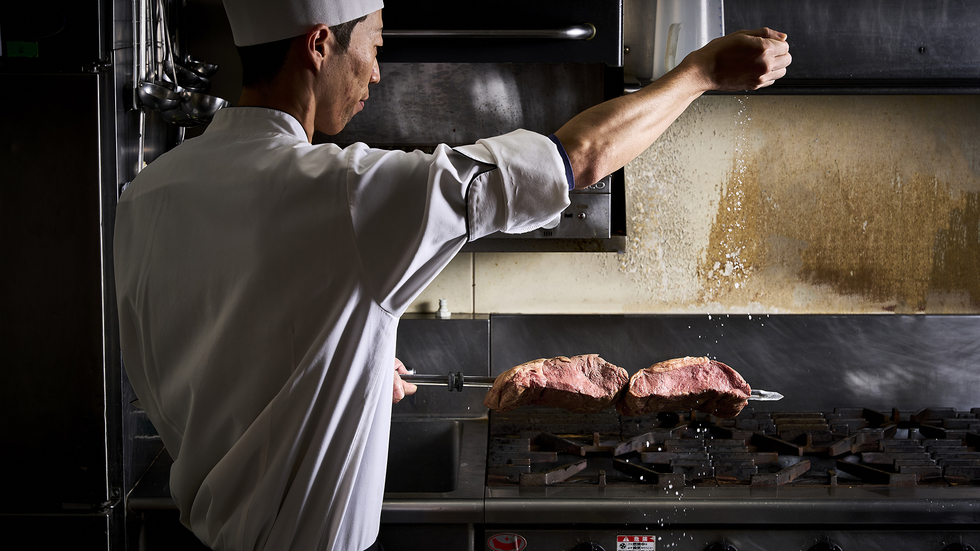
[487,406,980,489]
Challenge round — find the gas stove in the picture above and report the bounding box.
[482,405,980,551]
[487,406,980,489]
[387,313,980,551]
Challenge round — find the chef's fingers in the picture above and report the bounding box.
[741,27,788,42]
[754,34,792,88]
[394,357,407,373]
[392,361,417,404]
[736,28,791,60]
[755,65,790,88]
[392,371,417,404]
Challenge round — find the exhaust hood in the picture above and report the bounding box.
[625,0,980,94]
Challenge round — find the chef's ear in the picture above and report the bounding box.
[308,25,332,59]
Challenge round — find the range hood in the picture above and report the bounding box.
[328,0,628,253]
[625,0,980,94]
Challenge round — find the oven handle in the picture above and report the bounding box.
[382,23,596,41]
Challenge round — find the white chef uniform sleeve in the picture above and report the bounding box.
[347,129,570,315]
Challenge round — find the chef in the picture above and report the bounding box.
[113,1,790,550]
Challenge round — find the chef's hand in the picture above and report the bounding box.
[682,27,791,91]
[393,358,417,404]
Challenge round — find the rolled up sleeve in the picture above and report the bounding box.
[455,129,571,240]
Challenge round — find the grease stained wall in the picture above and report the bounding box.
[409,95,980,315]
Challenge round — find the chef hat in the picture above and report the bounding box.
[223,0,384,47]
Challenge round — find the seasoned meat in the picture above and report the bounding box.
[484,354,629,413]
[617,356,751,418]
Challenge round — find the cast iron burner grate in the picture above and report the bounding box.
[486,406,980,488]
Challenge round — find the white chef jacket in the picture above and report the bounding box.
[114,107,570,551]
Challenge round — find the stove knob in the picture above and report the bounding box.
[570,543,605,551]
[809,543,843,551]
[705,543,737,551]
[941,545,977,551]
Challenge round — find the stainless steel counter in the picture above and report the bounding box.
[128,418,490,524]
[381,418,489,524]
[484,485,980,525]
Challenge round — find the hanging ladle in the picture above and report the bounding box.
[137,79,181,111]
[183,54,219,77]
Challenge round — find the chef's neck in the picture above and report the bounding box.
[238,74,318,142]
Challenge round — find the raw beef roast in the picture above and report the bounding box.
[484,354,629,413]
[617,357,751,418]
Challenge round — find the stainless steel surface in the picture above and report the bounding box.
[402,372,497,390]
[377,0,622,66]
[484,485,980,524]
[623,0,656,82]
[137,79,180,110]
[403,371,782,400]
[158,105,206,127]
[132,0,228,129]
[330,62,606,147]
[384,319,490,527]
[482,528,980,551]
[383,24,596,41]
[489,315,980,412]
[461,235,628,253]
[381,418,488,524]
[2,41,127,545]
[177,88,229,119]
[624,0,980,94]
[394,316,491,418]
[317,2,627,252]
[724,0,980,94]
[749,388,782,401]
[129,418,490,523]
[475,315,980,550]
[489,190,613,240]
[1,74,110,512]
[162,60,210,92]
[182,55,218,77]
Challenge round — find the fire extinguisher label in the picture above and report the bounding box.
[617,535,656,550]
[487,533,528,551]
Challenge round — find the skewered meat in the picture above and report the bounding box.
[484,354,628,413]
[617,356,751,418]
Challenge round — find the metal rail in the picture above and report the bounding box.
[383,23,596,41]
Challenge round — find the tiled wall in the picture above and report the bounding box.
[408,95,980,315]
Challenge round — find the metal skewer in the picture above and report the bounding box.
[401,371,496,391]
[402,371,783,400]
[750,389,784,401]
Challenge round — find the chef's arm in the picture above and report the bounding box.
[554,27,791,189]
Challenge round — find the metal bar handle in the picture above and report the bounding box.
[401,371,497,391]
[382,23,595,41]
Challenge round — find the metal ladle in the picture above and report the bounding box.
[162,59,210,92]
[183,55,218,77]
[179,89,230,121]
[137,80,181,111]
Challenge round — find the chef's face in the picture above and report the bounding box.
[316,10,383,135]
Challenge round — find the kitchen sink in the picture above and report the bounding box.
[380,417,487,524]
[385,419,464,493]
